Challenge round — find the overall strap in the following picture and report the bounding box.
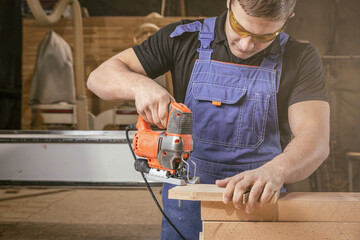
[170,21,203,38]
[260,32,290,92]
[197,17,216,62]
[279,32,290,53]
[170,17,217,62]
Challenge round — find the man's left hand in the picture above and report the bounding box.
[215,164,285,214]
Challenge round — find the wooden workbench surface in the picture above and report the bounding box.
[168,184,360,222]
[169,184,360,239]
[168,184,360,202]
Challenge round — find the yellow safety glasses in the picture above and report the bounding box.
[228,2,285,43]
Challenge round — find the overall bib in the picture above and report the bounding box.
[161,17,289,240]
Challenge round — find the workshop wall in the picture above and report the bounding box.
[20,0,360,191]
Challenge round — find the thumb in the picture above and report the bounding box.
[216,178,230,187]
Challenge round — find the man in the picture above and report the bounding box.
[87,0,330,239]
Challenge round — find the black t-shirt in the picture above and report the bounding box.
[133,11,328,149]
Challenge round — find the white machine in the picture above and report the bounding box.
[0,130,152,186]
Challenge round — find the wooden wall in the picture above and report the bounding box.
[22,16,187,129]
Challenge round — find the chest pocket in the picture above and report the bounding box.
[191,82,271,149]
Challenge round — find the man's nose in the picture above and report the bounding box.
[239,36,254,51]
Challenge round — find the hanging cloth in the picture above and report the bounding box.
[30,30,75,105]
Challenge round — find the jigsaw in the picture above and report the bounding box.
[132,102,200,185]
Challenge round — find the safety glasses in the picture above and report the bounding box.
[228,0,285,43]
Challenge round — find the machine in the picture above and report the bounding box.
[0,130,144,185]
[131,102,200,185]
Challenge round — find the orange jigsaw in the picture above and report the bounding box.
[132,102,200,185]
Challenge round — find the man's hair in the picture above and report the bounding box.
[234,0,297,21]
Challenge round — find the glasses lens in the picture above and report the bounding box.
[229,10,281,43]
[252,35,277,43]
[229,15,249,38]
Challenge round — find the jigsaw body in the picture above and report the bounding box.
[133,102,200,185]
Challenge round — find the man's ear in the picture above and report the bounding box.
[289,12,295,18]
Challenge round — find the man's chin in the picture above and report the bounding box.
[232,48,256,59]
[230,47,256,59]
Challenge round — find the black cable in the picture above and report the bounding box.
[125,125,187,240]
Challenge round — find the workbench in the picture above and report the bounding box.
[169,184,360,240]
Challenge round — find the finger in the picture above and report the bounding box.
[143,109,154,125]
[152,105,163,129]
[158,101,169,129]
[215,178,231,187]
[222,175,244,204]
[136,102,152,124]
[259,184,275,207]
[232,180,249,209]
[246,182,265,214]
[135,103,147,123]
[137,109,149,123]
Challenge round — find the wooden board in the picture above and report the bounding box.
[169,184,360,222]
[168,184,224,201]
[202,222,360,240]
[201,201,360,222]
[199,232,204,240]
[168,184,360,201]
[201,201,280,222]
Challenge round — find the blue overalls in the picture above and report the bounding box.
[161,17,289,240]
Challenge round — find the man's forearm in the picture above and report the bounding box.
[87,48,175,128]
[87,57,150,101]
[266,126,330,185]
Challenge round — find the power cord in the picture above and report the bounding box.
[125,124,187,240]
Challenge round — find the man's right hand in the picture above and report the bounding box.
[135,79,175,129]
[87,48,175,129]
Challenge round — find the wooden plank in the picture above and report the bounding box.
[201,201,360,222]
[169,185,360,222]
[201,201,280,222]
[202,222,360,240]
[168,184,224,201]
[169,184,360,202]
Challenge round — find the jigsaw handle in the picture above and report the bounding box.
[136,115,152,131]
[135,102,178,131]
[135,102,193,136]
[136,102,190,131]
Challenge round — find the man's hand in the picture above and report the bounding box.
[215,101,329,214]
[135,79,175,129]
[215,164,285,214]
[87,47,175,129]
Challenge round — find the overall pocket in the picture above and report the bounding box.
[237,92,271,148]
[191,82,271,149]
